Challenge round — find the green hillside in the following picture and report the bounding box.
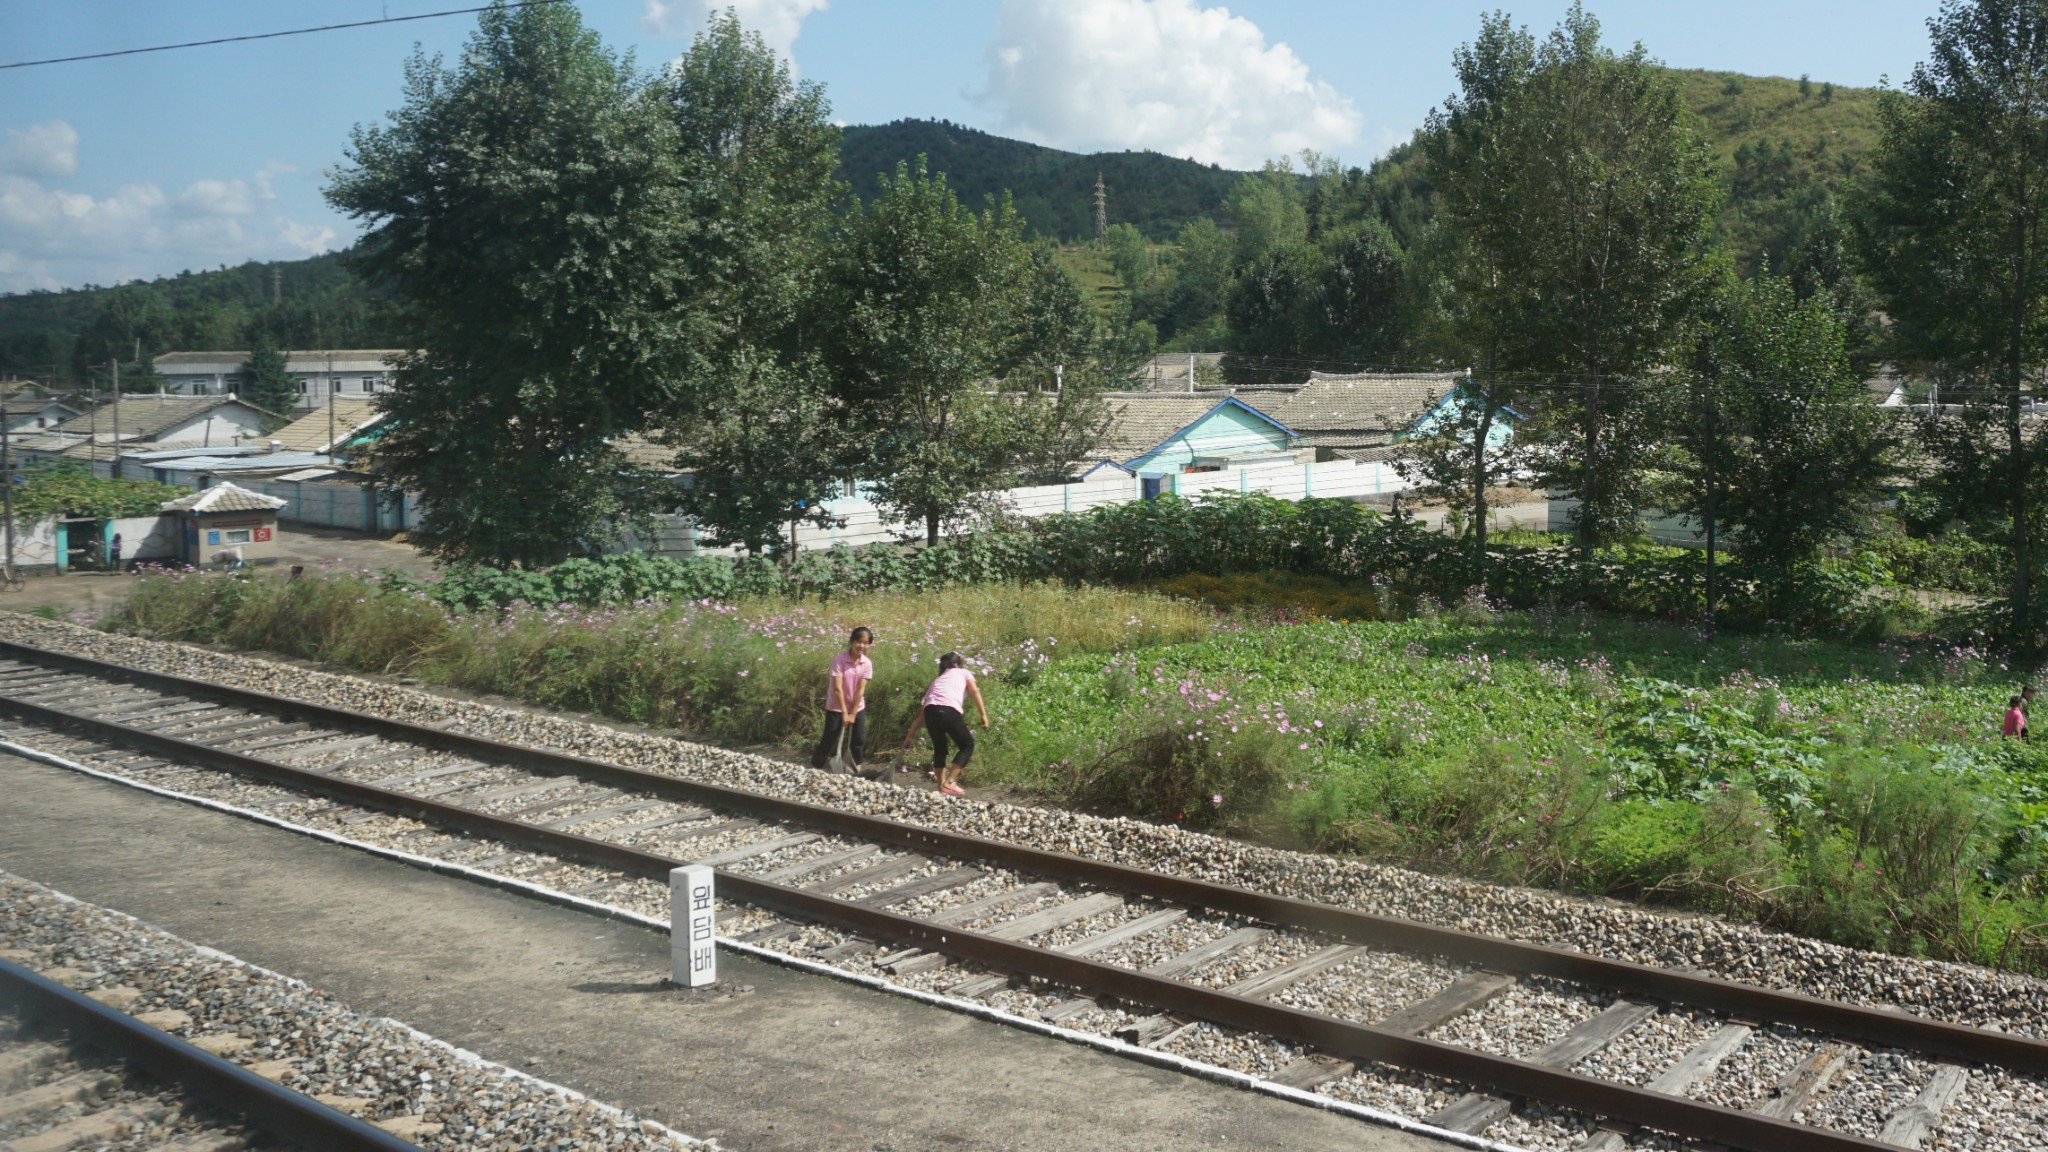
[838,120,1247,243]
[0,72,1891,384]
[0,252,400,388]
[1362,67,1883,276]
[1669,69,1880,169]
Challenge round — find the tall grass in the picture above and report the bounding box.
[102,569,1214,755]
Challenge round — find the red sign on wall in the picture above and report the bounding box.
[253,527,272,542]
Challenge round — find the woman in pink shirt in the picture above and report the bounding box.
[899,652,989,796]
[812,627,874,773]
[2004,695,2027,739]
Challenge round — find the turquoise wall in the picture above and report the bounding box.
[1130,403,1292,474]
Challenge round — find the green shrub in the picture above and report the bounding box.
[1055,708,1300,832]
[1792,749,2023,959]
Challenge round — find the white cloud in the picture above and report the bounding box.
[645,0,827,60]
[0,124,337,292]
[978,0,1362,169]
[176,179,256,217]
[0,120,80,178]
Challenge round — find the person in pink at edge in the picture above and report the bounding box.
[899,652,989,797]
[2004,695,2028,739]
[812,627,874,772]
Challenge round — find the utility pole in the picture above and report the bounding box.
[272,266,282,305]
[1702,378,1718,631]
[3,405,15,590]
[327,349,337,465]
[110,357,121,479]
[1093,173,1107,246]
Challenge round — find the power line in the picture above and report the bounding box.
[0,0,571,71]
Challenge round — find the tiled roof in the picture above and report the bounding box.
[159,483,288,514]
[1332,444,1408,464]
[1096,393,1291,459]
[610,432,680,471]
[1292,430,1397,449]
[2,398,76,418]
[266,397,384,452]
[1263,371,1462,433]
[50,395,278,440]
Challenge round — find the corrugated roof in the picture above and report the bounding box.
[50,395,279,440]
[1096,393,1293,460]
[159,483,289,514]
[153,349,405,369]
[151,451,335,474]
[1265,371,1462,434]
[266,397,384,452]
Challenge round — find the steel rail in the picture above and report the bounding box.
[0,639,2033,1079]
[0,687,1900,1152]
[0,958,421,1152]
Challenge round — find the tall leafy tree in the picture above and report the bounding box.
[325,0,691,566]
[1149,217,1235,347]
[1222,218,1406,383]
[1004,248,1113,484]
[677,358,842,556]
[239,335,298,414]
[826,159,1034,544]
[1105,222,1152,292]
[659,13,845,555]
[1671,275,1894,615]
[1856,0,2048,643]
[1425,5,1721,552]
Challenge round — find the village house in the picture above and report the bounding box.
[151,349,403,410]
[2,394,81,434]
[12,394,280,471]
[1236,370,1516,463]
[1084,392,1301,478]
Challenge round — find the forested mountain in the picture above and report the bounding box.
[1362,68,1881,277]
[0,69,1886,385]
[838,119,1247,242]
[0,251,400,388]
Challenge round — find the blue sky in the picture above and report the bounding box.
[0,0,1944,293]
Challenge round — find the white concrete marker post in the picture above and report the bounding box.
[670,864,716,987]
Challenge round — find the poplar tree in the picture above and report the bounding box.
[824,160,1034,545]
[1671,276,1894,615]
[1425,5,1720,553]
[660,13,845,556]
[1856,0,2048,644]
[326,1,691,566]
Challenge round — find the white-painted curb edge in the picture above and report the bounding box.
[1,734,1529,1152]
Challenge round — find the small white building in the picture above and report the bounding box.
[2,395,81,433]
[14,395,280,470]
[151,350,404,409]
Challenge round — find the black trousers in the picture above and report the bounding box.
[924,704,974,769]
[814,709,867,769]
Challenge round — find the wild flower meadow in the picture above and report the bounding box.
[99,566,2048,972]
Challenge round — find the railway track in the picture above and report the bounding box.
[0,636,2033,1152]
[0,959,417,1152]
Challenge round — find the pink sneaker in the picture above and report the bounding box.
[940,782,965,797]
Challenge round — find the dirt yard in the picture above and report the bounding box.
[0,524,438,620]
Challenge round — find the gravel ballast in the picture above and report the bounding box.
[3,615,2047,1150]
[0,870,707,1151]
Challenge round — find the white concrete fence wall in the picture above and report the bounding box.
[651,457,1424,560]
